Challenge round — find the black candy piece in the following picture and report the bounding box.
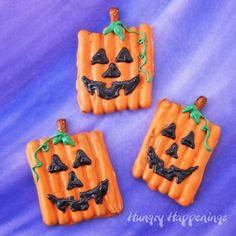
[48,154,68,173]
[173,165,199,184]
[102,63,121,78]
[67,171,83,190]
[91,48,109,65]
[80,179,109,204]
[161,123,176,140]
[180,131,195,149]
[115,47,133,63]
[147,146,160,169]
[165,143,178,159]
[69,196,90,212]
[47,194,70,213]
[73,150,92,168]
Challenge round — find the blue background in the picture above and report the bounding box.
[1,0,236,235]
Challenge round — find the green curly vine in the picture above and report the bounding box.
[182,104,212,152]
[103,21,153,82]
[32,131,75,182]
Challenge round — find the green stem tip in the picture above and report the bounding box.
[182,97,212,152]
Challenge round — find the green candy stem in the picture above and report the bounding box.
[103,21,153,83]
[182,104,212,152]
[32,131,75,182]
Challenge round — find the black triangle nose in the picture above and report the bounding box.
[102,63,121,78]
[67,171,83,190]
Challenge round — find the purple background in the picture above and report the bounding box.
[1,1,236,235]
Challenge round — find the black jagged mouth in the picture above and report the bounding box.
[81,75,140,100]
[47,179,109,212]
[147,147,199,184]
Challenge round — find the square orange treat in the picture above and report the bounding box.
[26,119,123,225]
[76,8,154,114]
[132,96,221,206]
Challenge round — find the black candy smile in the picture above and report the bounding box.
[147,147,198,184]
[48,179,109,212]
[82,75,140,100]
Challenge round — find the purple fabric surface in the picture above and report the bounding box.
[1,1,236,235]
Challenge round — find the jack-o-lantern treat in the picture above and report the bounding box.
[76,7,154,114]
[26,119,123,225]
[132,96,221,206]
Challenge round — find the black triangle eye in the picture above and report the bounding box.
[73,150,92,168]
[67,171,83,190]
[161,123,176,140]
[48,154,68,173]
[91,48,109,65]
[181,131,195,149]
[165,143,178,159]
[115,47,133,63]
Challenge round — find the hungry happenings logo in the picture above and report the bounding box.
[127,211,227,227]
